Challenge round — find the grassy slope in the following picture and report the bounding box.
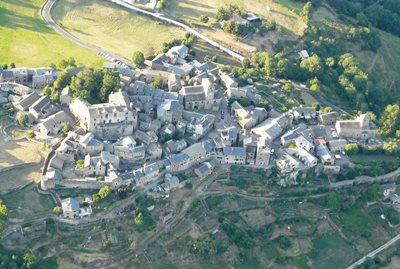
[162,0,306,55]
[164,0,306,35]
[0,0,102,67]
[51,0,185,58]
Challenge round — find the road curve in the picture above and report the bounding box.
[108,0,246,61]
[346,233,400,269]
[41,0,134,67]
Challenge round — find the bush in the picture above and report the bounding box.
[18,113,28,126]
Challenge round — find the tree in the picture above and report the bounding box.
[96,176,105,182]
[58,57,76,69]
[61,123,71,134]
[300,1,313,24]
[150,74,163,88]
[98,185,111,199]
[132,51,145,67]
[23,253,38,269]
[224,20,236,34]
[379,104,400,137]
[300,55,322,74]
[283,81,294,92]
[345,143,359,155]
[100,71,120,102]
[42,85,51,97]
[27,131,35,138]
[76,159,84,169]
[54,72,71,90]
[325,193,343,210]
[50,89,60,103]
[18,113,28,127]
[53,206,62,215]
[134,211,144,225]
[10,62,16,68]
[0,199,7,217]
[363,184,383,202]
[199,15,209,23]
[70,68,103,102]
[277,235,292,250]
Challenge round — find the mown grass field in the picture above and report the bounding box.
[52,0,185,58]
[0,0,102,67]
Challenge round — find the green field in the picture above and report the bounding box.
[52,0,185,58]
[3,184,55,219]
[0,0,102,67]
[312,234,358,269]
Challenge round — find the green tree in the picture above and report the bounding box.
[132,51,145,67]
[345,143,359,155]
[100,71,120,102]
[50,89,60,103]
[98,185,111,199]
[199,15,209,23]
[76,159,84,169]
[150,74,163,88]
[53,206,62,215]
[70,68,103,102]
[61,123,71,134]
[325,193,343,211]
[42,85,51,97]
[379,104,400,137]
[22,253,38,269]
[135,211,143,225]
[54,72,71,90]
[18,113,28,127]
[300,55,322,74]
[363,184,383,202]
[283,81,294,92]
[0,199,7,217]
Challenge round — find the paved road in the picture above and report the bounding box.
[109,0,245,61]
[41,0,134,67]
[346,233,400,269]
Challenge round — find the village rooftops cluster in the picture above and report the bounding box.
[2,45,380,197]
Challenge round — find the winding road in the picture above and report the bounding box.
[41,0,245,66]
[41,0,134,67]
[108,0,245,61]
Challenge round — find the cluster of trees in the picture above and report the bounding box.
[327,0,400,37]
[92,185,112,202]
[0,246,57,269]
[160,32,196,54]
[70,68,120,103]
[42,71,72,103]
[0,63,16,70]
[217,4,274,37]
[188,239,217,256]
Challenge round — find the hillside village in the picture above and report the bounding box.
[0,44,386,220]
